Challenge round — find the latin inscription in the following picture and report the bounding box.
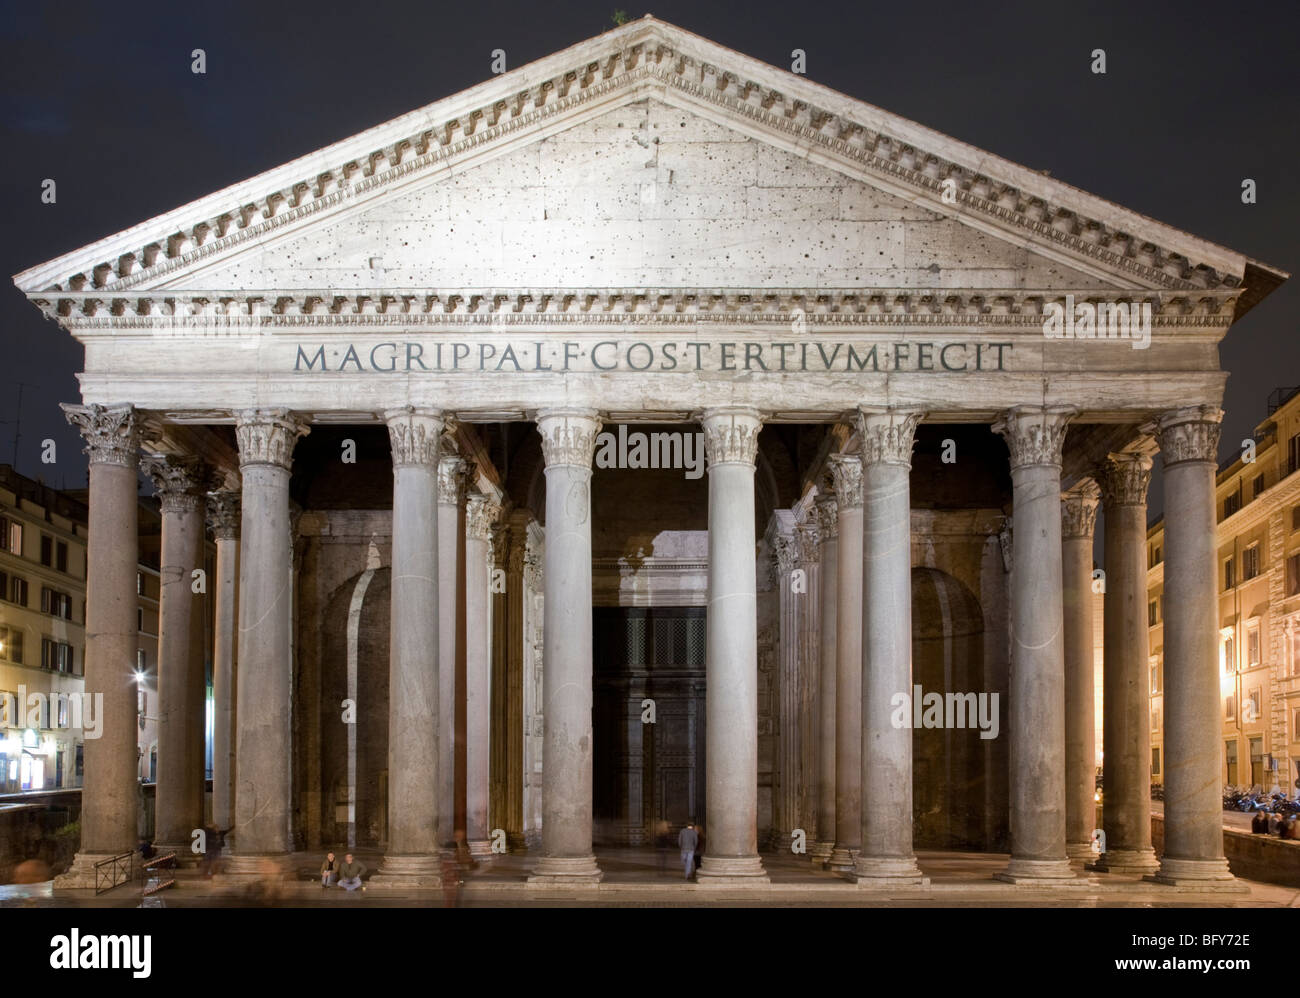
[293,339,1013,374]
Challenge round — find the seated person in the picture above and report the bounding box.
[337,853,367,891]
[320,851,339,887]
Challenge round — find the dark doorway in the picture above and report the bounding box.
[593,607,706,846]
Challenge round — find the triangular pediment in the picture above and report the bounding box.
[13,16,1285,310]
[159,99,1111,293]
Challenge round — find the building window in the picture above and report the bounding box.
[1243,543,1260,581]
[1247,621,1261,667]
[55,540,67,573]
[1224,488,1242,519]
[1294,506,1300,531]
[1289,553,1300,596]
[10,576,27,607]
[1225,693,1236,720]
[137,607,144,633]
[1149,544,1163,568]
[1250,736,1265,787]
[1225,557,1236,590]
[1150,659,1160,694]
[39,534,52,567]
[1294,707,1300,741]
[0,516,22,555]
[1290,434,1300,476]
[1151,707,1160,731]
[137,649,146,674]
[1148,599,1158,627]
[136,572,143,595]
[1247,686,1262,722]
[1253,475,1266,499]
[40,587,72,620]
[1226,740,1239,785]
[57,697,67,728]
[0,626,22,665]
[1223,634,1236,673]
[1152,747,1161,776]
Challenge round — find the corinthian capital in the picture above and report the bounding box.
[466,494,500,541]
[994,405,1075,470]
[141,454,212,514]
[1060,480,1100,539]
[856,408,924,468]
[437,455,470,506]
[797,520,821,565]
[1156,406,1223,466]
[814,495,838,540]
[536,408,602,469]
[384,406,444,467]
[1097,452,1154,507]
[773,534,797,577]
[62,403,139,468]
[827,454,863,508]
[701,407,762,467]
[207,490,242,539]
[235,408,310,470]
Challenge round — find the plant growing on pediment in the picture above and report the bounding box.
[611,10,630,26]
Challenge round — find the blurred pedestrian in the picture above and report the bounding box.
[678,822,698,880]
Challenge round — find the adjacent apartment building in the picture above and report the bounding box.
[1148,386,1300,794]
[0,466,167,793]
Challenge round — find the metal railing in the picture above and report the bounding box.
[93,851,134,894]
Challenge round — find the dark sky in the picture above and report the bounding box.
[1,0,1295,510]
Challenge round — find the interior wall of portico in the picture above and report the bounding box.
[295,509,392,850]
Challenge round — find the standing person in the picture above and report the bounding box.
[320,851,339,888]
[677,822,699,880]
[337,853,367,892]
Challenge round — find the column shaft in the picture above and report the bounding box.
[374,407,443,887]
[1061,484,1099,862]
[54,405,140,887]
[465,494,495,857]
[1095,453,1159,874]
[437,453,468,850]
[231,409,307,865]
[529,409,602,883]
[144,455,209,851]
[829,457,863,873]
[698,407,768,885]
[1150,407,1237,886]
[853,411,928,886]
[812,496,838,865]
[994,406,1076,883]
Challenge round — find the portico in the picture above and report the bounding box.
[19,17,1282,893]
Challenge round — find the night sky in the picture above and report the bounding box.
[1,0,1295,515]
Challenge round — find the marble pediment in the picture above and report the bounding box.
[15,16,1284,314]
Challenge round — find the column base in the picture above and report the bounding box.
[527,855,603,885]
[370,854,443,889]
[1066,841,1099,862]
[1145,857,1246,891]
[993,857,1083,885]
[828,846,857,873]
[221,854,290,878]
[808,841,834,867]
[850,855,929,887]
[53,852,135,890]
[696,855,770,887]
[468,839,494,859]
[1089,848,1159,875]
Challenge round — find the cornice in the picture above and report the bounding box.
[29,288,1241,332]
[14,21,1254,302]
